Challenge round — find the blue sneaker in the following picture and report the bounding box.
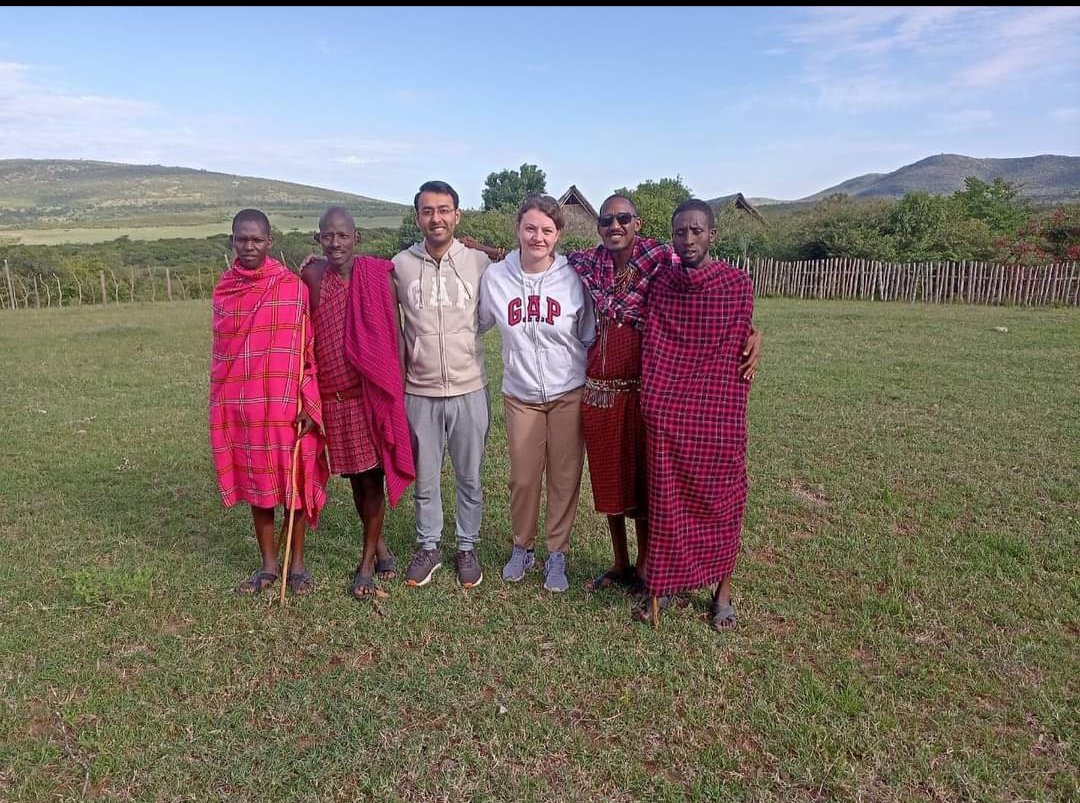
[501,546,535,582]
[543,552,569,593]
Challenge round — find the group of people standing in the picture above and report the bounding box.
[208,181,759,631]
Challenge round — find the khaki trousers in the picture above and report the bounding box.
[503,387,584,554]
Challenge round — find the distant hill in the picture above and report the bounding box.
[0,159,411,234]
[799,154,1080,204]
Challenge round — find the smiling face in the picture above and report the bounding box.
[230,219,272,270]
[516,208,561,265]
[415,191,461,252]
[672,208,716,268]
[318,211,359,270]
[597,196,640,254]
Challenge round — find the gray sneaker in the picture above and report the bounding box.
[543,552,569,593]
[404,548,442,587]
[455,550,483,589]
[501,546,535,582]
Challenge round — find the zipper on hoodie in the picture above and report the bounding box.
[525,271,548,403]
[435,259,448,391]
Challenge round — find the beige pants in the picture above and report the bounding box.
[503,387,585,554]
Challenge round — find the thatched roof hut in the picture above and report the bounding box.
[708,193,768,225]
[557,185,599,239]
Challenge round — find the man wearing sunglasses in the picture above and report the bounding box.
[571,195,761,597]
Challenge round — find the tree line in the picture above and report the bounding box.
[2,164,1077,308]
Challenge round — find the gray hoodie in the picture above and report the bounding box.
[478,249,595,404]
[391,238,490,397]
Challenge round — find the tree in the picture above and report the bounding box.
[886,192,992,261]
[952,176,1030,237]
[614,176,692,241]
[482,163,547,211]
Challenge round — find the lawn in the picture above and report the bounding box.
[0,215,405,246]
[1,299,1077,801]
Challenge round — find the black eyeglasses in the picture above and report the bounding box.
[598,212,635,228]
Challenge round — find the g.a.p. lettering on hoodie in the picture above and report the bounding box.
[391,238,490,397]
[478,249,596,405]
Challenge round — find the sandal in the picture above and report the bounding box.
[374,551,398,581]
[585,568,624,592]
[710,598,738,632]
[585,566,644,594]
[350,567,388,601]
[237,569,279,595]
[286,570,315,596]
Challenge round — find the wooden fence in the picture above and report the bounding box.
[3,257,1079,309]
[731,257,1079,306]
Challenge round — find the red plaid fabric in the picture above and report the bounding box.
[313,271,379,475]
[581,321,646,514]
[569,239,669,516]
[569,237,672,329]
[209,258,329,526]
[640,260,753,596]
[343,256,416,508]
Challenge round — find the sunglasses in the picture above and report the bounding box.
[598,212,636,228]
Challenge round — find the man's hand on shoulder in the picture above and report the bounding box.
[299,254,327,277]
[460,235,505,262]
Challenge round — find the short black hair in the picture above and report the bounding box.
[599,194,638,216]
[414,180,459,211]
[672,198,715,228]
[232,208,271,236]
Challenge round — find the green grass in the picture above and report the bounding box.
[1,300,1077,801]
[0,215,406,246]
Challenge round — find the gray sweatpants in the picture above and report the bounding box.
[405,388,490,551]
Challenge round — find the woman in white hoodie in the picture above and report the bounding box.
[478,195,596,593]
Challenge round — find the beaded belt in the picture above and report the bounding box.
[583,376,639,409]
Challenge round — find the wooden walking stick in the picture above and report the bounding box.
[279,318,307,605]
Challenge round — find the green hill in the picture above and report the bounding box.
[799,154,1080,204]
[0,159,411,243]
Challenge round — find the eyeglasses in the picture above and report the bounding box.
[598,212,635,228]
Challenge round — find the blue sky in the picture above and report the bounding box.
[1,7,1078,208]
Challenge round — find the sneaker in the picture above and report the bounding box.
[501,546,535,582]
[543,552,569,593]
[404,548,442,587]
[455,549,483,589]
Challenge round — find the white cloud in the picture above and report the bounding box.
[779,7,1080,105]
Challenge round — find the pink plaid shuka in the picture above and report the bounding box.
[640,259,754,596]
[209,257,329,526]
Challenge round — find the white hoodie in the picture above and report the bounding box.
[478,249,595,404]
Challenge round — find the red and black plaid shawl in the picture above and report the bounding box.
[640,259,754,596]
[569,237,672,327]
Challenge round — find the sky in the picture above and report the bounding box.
[1,6,1078,208]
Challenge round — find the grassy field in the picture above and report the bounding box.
[1,299,1077,801]
[0,215,406,246]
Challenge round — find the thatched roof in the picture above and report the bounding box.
[708,192,767,225]
[557,185,599,220]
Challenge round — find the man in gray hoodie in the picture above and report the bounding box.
[392,181,490,589]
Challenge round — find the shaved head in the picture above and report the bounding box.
[319,206,356,232]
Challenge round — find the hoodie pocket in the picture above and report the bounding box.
[407,333,444,388]
[444,332,483,385]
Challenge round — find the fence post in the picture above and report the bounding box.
[3,259,14,310]
[165,267,173,301]
[99,270,108,304]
